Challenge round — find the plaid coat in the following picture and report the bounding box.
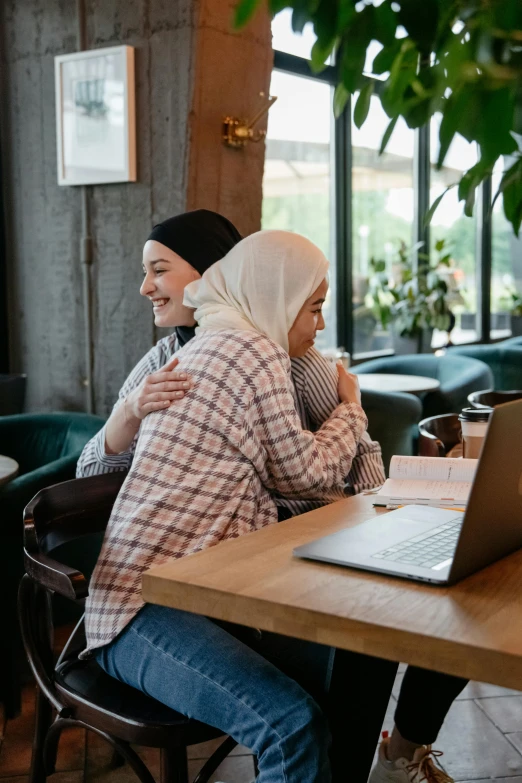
[84,330,367,653]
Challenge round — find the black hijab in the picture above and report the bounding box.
[147,210,242,346]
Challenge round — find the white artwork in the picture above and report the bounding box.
[55,45,136,186]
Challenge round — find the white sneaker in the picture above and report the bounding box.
[369,736,454,783]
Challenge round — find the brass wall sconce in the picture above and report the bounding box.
[223,92,277,148]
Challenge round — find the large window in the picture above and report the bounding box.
[430,116,478,346]
[352,96,414,354]
[492,158,522,339]
[262,70,337,351]
[271,9,316,60]
[264,21,500,358]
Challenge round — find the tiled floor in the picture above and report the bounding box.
[2,668,522,783]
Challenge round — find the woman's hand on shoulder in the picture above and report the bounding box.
[126,356,193,420]
[337,362,361,407]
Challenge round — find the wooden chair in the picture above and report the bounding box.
[468,389,522,408]
[19,473,237,783]
[418,413,462,458]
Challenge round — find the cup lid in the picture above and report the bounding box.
[458,407,493,422]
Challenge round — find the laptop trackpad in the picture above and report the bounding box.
[294,505,464,562]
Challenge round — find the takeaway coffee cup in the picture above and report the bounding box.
[458,407,493,459]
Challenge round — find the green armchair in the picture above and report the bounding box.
[354,354,493,418]
[0,412,105,717]
[449,344,522,391]
[361,389,423,475]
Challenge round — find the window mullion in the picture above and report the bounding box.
[335,97,353,356]
[477,176,492,342]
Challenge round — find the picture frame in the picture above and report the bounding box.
[54,45,136,186]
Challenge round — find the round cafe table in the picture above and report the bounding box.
[356,373,440,396]
[0,455,19,487]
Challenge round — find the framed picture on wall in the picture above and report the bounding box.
[55,45,136,186]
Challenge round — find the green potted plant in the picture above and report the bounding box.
[499,287,522,336]
[235,0,522,238]
[367,240,455,354]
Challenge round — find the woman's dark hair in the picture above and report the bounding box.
[147,210,242,345]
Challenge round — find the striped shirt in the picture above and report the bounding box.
[84,331,370,653]
[77,333,384,515]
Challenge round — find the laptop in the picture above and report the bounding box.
[294,398,522,585]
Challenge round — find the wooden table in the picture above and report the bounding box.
[143,494,522,690]
[356,373,440,395]
[0,455,19,486]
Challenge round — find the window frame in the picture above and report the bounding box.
[271,49,494,357]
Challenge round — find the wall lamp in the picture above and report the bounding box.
[223,92,277,148]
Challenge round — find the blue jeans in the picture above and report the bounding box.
[96,604,333,783]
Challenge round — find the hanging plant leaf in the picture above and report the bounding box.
[339,5,375,94]
[398,0,439,56]
[424,184,457,226]
[501,156,522,236]
[310,38,335,72]
[333,82,350,118]
[379,116,398,155]
[372,39,402,76]
[234,0,261,28]
[458,160,493,217]
[374,1,397,47]
[353,80,374,129]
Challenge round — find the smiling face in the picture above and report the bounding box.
[287,278,328,358]
[140,240,201,327]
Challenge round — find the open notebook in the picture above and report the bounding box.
[373,456,478,507]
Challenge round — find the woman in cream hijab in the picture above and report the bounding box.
[185,228,330,354]
[86,230,368,783]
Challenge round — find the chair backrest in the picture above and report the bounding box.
[502,336,522,347]
[355,353,493,418]
[19,472,125,717]
[449,344,522,391]
[468,389,522,408]
[418,414,461,458]
[354,354,438,378]
[23,472,126,600]
[361,388,422,474]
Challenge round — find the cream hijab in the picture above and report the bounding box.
[183,230,329,353]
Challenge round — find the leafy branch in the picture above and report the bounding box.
[234,0,522,235]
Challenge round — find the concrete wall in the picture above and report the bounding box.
[0,0,272,415]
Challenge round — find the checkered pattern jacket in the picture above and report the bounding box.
[77,336,385,513]
[84,330,367,654]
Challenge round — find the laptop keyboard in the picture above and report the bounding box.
[371,519,462,569]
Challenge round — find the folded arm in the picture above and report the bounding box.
[76,335,185,477]
[291,347,385,490]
